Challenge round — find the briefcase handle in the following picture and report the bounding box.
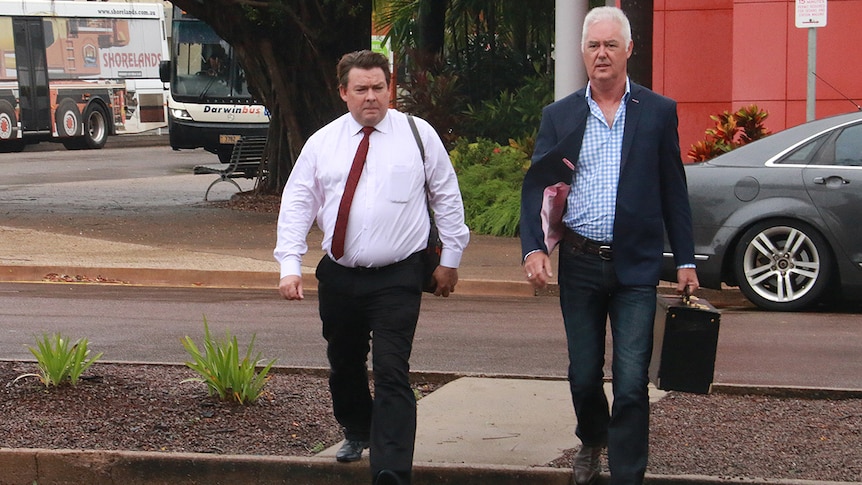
[682,285,711,310]
[682,285,693,306]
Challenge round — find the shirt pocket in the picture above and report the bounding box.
[387,164,416,203]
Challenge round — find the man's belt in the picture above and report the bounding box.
[563,229,613,261]
[333,250,423,273]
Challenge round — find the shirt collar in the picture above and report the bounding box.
[347,109,391,136]
[585,77,631,104]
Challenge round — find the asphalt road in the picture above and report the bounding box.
[1,282,860,390]
[2,139,861,392]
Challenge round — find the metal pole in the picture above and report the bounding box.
[554,0,588,100]
[806,27,817,121]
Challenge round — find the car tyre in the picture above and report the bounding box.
[733,219,833,311]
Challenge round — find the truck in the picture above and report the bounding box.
[0,0,169,151]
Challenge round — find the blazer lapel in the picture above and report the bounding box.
[620,83,643,173]
[557,95,590,165]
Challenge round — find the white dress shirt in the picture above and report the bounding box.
[274,109,469,278]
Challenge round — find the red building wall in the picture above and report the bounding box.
[653,0,862,160]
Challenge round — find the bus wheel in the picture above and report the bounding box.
[82,104,109,149]
[0,100,19,141]
[56,99,82,139]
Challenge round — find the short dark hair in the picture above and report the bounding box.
[336,50,390,88]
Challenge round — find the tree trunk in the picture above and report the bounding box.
[620,0,653,89]
[168,0,372,194]
[415,0,447,69]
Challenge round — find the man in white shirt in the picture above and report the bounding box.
[274,50,469,485]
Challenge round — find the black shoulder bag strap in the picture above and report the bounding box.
[407,114,442,293]
[406,114,433,216]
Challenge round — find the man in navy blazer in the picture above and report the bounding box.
[520,7,699,485]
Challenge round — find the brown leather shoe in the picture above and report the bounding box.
[572,444,602,484]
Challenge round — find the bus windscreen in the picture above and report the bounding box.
[170,21,252,101]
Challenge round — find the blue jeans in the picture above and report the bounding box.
[558,245,656,484]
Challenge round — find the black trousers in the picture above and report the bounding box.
[316,252,424,485]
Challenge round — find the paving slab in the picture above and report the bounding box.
[320,377,667,469]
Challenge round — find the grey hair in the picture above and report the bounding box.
[581,6,632,52]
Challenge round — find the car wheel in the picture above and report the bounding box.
[733,219,832,311]
[81,104,109,149]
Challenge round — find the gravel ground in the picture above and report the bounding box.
[2,361,860,483]
[549,391,862,482]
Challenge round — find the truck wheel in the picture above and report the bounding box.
[0,100,18,141]
[82,104,109,149]
[56,99,82,138]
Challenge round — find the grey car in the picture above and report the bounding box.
[662,111,862,311]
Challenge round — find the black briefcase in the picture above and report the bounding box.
[649,293,721,394]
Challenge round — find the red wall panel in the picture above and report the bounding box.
[653,0,862,158]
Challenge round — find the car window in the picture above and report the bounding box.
[832,124,862,166]
[774,133,827,165]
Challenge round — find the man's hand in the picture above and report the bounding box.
[431,266,459,297]
[524,251,553,289]
[676,267,699,295]
[278,275,304,301]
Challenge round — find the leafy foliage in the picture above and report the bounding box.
[15,333,102,387]
[688,105,771,161]
[451,138,529,236]
[182,317,276,405]
[397,54,468,147]
[460,73,552,145]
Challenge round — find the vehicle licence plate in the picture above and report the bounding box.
[219,134,241,144]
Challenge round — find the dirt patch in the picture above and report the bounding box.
[2,361,860,482]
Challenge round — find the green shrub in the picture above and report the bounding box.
[460,73,552,145]
[15,333,102,387]
[451,138,529,237]
[182,317,276,405]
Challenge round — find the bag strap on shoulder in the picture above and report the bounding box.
[407,114,434,218]
[407,114,425,162]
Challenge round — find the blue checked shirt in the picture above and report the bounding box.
[563,79,631,243]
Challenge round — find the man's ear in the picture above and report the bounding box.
[626,41,634,59]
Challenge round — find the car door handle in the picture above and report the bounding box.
[813,176,850,185]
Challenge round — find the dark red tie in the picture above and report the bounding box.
[331,126,374,260]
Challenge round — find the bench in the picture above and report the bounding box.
[193,135,268,201]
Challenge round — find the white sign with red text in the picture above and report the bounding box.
[796,0,827,28]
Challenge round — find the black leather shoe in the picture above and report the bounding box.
[374,469,401,485]
[335,439,369,463]
[572,444,602,484]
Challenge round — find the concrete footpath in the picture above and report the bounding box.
[0,133,846,485]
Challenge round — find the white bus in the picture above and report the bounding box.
[0,0,169,151]
[160,6,269,162]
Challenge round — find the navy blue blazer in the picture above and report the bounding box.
[520,82,695,286]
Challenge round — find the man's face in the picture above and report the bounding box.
[339,67,390,127]
[582,19,632,85]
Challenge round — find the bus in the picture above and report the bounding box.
[0,0,168,151]
[159,7,268,162]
